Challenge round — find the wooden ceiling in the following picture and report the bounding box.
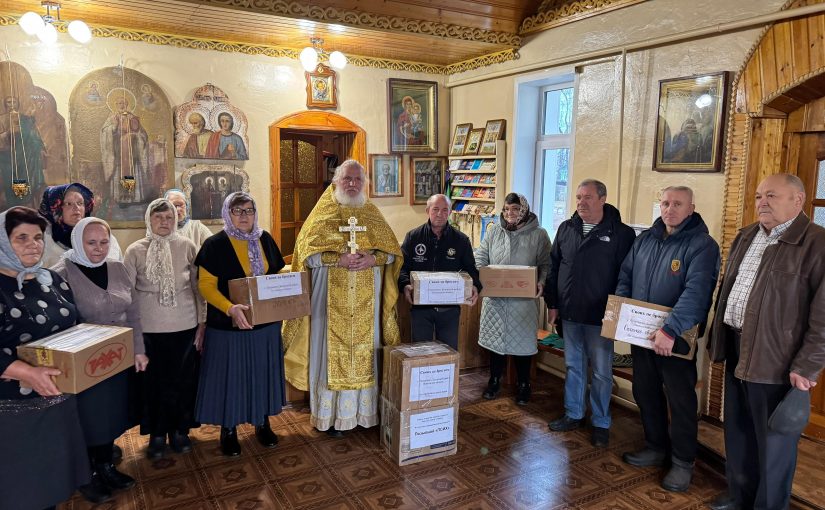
[0,0,642,69]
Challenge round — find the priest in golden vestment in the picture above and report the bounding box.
[283,159,403,435]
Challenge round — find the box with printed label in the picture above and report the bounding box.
[382,342,459,411]
[411,271,473,305]
[16,323,134,394]
[601,294,698,360]
[228,271,311,326]
[380,396,458,466]
[479,265,537,298]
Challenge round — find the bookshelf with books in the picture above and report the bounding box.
[447,140,505,246]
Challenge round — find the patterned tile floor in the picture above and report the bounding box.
[60,371,727,509]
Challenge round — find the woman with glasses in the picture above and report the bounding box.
[195,192,286,457]
[124,198,205,459]
[39,183,122,267]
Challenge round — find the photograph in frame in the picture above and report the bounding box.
[369,154,403,198]
[653,72,729,172]
[449,123,473,156]
[410,157,445,205]
[479,119,506,156]
[463,128,485,156]
[388,79,437,153]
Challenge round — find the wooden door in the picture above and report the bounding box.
[788,132,825,441]
[278,134,324,258]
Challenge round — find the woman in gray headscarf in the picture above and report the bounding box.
[0,206,89,509]
[164,188,213,247]
[124,198,204,459]
[475,193,551,405]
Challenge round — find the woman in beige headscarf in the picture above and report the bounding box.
[124,198,204,459]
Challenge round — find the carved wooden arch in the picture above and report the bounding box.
[708,0,825,420]
[268,111,367,251]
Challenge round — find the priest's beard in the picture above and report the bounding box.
[334,186,367,208]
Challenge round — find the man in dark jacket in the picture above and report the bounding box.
[707,174,825,510]
[544,179,635,447]
[615,185,720,492]
[399,194,480,350]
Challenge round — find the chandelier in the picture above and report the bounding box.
[299,37,346,72]
[19,1,92,44]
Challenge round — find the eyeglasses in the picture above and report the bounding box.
[230,207,256,217]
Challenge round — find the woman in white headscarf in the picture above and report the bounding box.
[124,199,204,460]
[164,188,213,247]
[52,217,146,503]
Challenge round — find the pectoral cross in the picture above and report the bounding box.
[339,216,367,254]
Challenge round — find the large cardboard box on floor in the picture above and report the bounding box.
[16,324,134,394]
[228,271,311,326]
[382,342,459,411]
[410,271,474,305]
[601,294,698,360]
[479,265,537,298]
[380,396,458,466]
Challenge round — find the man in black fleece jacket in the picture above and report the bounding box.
[544,179,636,448]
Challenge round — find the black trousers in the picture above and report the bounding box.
[488,350,532,385]
[410,306,461,350]
[630,345,698,463]
[724,329,798,510]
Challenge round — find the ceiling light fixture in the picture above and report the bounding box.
[300,37,346,72]
[19,1,92,44]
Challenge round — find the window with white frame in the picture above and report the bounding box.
[536,83,574,237]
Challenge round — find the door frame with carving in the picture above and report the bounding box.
[269,111,367,252]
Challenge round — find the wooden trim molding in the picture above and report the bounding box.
[520,0,648,35]
[179,0,522,47]
[0,14,515,74]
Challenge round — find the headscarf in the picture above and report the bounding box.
[62,217,111,268]
[221,191,264,276]
[144,198,178,307]
[38,183,95,249]
[0,209,53,291]
[501,193,536,231]
[164,188,191,229]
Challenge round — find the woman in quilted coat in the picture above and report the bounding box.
[476,193,551,405]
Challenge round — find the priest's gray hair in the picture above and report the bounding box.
[426,194,451,209]
[661,185,694,205]
[332,159,367,184]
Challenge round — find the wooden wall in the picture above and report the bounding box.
[707,0,825,422]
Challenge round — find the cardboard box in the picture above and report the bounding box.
[16,324,134,394]
[411,271,473,305]
[479,265,537,298]
[382,342,459,411]
[601,295,699,360]
[380,396,458,466]
[228,272,311,326]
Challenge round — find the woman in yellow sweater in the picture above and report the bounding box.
[194,192,286,456]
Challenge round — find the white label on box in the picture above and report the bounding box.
[409,407,455,449]
[25,324,130,352]
[418,278,464,304]
[409,363,455,401]
[614,303,668,350]
[256,273,302,300]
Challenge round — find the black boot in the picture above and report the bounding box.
[97,462,136,490]
[169,430,192,454]
[78,469,113,504]
[255,419,279,448]
[482,377,501,400]
[146,435,166,459]
[515,382,531,405]
[220,426,241,457]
